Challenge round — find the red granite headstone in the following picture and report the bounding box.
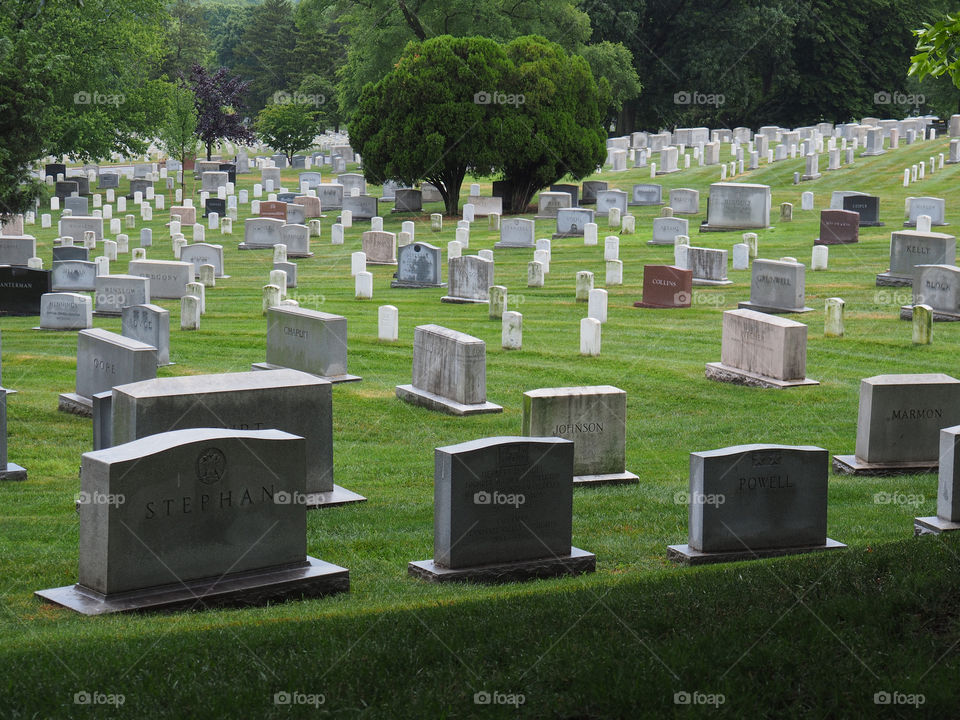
[635,265,693,308]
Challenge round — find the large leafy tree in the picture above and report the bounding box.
[350,35,511,216]
[188,65,256,160]
[255,100,321,164]
[160,0,212,81]
[157,81,200,183]
[0,0,167,219]
[233,0,300,110]
[497,36,607,213]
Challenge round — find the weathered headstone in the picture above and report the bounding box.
[738,259,812,314]
[395,325,502,415]
[94,274,149,316]
[496,218,536,249]
[649,217,689,246]
[701,183,772,230]
[361,231,397,265]
[685,247,732,285]
[121,304,170,366]
[252,307,360,384]
[669,188,700,214]
[127,259,191,299]
[408,436,594,582]
[180,243,227,278]
[392,242,444,288]
[0,236,37,267]
[554,208,594,238]
[441,256,494,304]
[906,197,947,227]
[629,184,664,206]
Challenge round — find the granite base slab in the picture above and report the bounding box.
[667,538,846,565]
[832,454,938,476]
[35,556,349,615]
[914,516,960,536]
[408,547,595,583]
[58,392,93,417]
[574,471,639,486]
[395,384,502,416]
[737,301,813,315]
[705,363,819,389]
[0,463,27,481]
[250,362,361,384]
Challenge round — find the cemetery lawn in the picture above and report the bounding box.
[3,141,960,717]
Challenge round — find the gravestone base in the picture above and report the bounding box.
[655,168,682,175]
[395,384,502,416]
[0,463,27,481]
[366,260,397,267]
[832,454,938,476]
[899,306,960,322]
[552,233,586,240]
[875,272,912,287]
[814,238,858,246]
[691,278,733,287]
[700,223,772,233]
[633,301,688,309]
[914,516,960,536]
[238,243,314,259]
[408,547,595,583]
[305,485,367,508]
[800,172,822,181]
[57,392,93,417]
[92,310,123,318]
[390,280,446,289]
[667,539,846,566]
[904,221,948,228]
[628,201,664,207]
[574,471,639,486]
[440,295,489,304]
[646,240,676,247]
[250,361,361,384]
[493,242,536,250]
[737,301,813,315]
[860,150,886,157]
[856,221,885,228]
[705,362,819,389]
[35,557,349,615]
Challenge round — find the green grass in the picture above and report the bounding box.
[2,139,960,718]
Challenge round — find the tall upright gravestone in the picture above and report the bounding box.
[36,429,349,614]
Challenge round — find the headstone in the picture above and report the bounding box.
[550,184,580,207]
[738,259,812,314]
[877,230,956,286]
[841,195,883,227]
[0,266,51,315]
[180,243,227,279]
[121,304,170,366]
[595,190,629,216]
[629,184,664,206]
[554,208,593,238]
[93,274,150,316]
[396,325,502,415]
[342,195,378,220]
[59,216,104,244]
[915,425,960,534]
[204,197,226,219]
[361,231,397,265]
[252,307,360,384]
[35,427,349,613]
[38,292,92,330]
[64,196,89,216]
[392,242,444,288]
[0,236,37,267]
[240,218,285,250]
[649,217,689,246]
[635,265,693,308]
[378,305,398,342]
[833,374,960,474]
[408,436,594,582]
[824,297,844,337]
[441,256,494,304]
[906,197,947,227]
[705,309,818,388]
[52,245,88,263]
[684,247,731,285]
[581,181,608,205]
[58,328,157,416]
[317,184,344,210]
[667,444,843,565]
[259,201,287,221]
[669,188,699,214]
[535,192,571,220]
[496,218,536,249]
[702,183,772,230]
[127,259,191,299]
[0,390,27,480]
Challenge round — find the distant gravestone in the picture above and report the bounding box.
[496,218,535,249]
[392,242,444,288]
[738,259,812,314]
[252,306,361,384]
[396,324,503,415]
[121,304,171,366]
[595,190,629,216]
[649,217,688,246]
[240,218,285,250]
[833,374,960,475]
[876,230,956,286]
[0,236,37,267]
[317,184,343,210]
[706,309,818,388]
[280,224,312,257]
[204,197,226,219]
[58,328,157,416]
[342,195,378,220]
[668,444,844,565]
[35,428,349,614]
[37,292,92,331]
[816,210,860,245]
[906,197,947,227]
[97,173,119,190]
[0,266,51,316]
[127,259,191,299]
[64,196,89,216]
[669,188,700,214]
[180,243,227,278]
[259,201,287,221]
[361,231,397,265]
[702,183,772,230]
[842,195,883,227]
[634,265,692,308]
[629,184,664,206]
[554,208,594,238]
[522,385,638,485]
[685,247,731,286]
[393,189,422,213]
[442,256,494,304]
[52,245,89,263]
[901,265,960,321]
[408,436,595,582]
[59,216,103,243]
[580,181,608,205]
[94,274,150,316]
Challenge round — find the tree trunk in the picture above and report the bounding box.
[206,142,212,160]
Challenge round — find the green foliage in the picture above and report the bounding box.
[498,35,608,213]
[160,0,213,81]
[254,99,321,163]
[298,73,342,131]
[351,35,510,215]
[157,81,201,177]
[576,41,641,131]
[911,14,960,88]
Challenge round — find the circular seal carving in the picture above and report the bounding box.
[196,448,226,484]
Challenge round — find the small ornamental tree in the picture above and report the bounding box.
[350,35,510,216]
[158,81,200,183]
[255,99,321,165]
[188,65,256,160]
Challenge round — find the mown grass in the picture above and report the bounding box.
[1,138,959,718]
